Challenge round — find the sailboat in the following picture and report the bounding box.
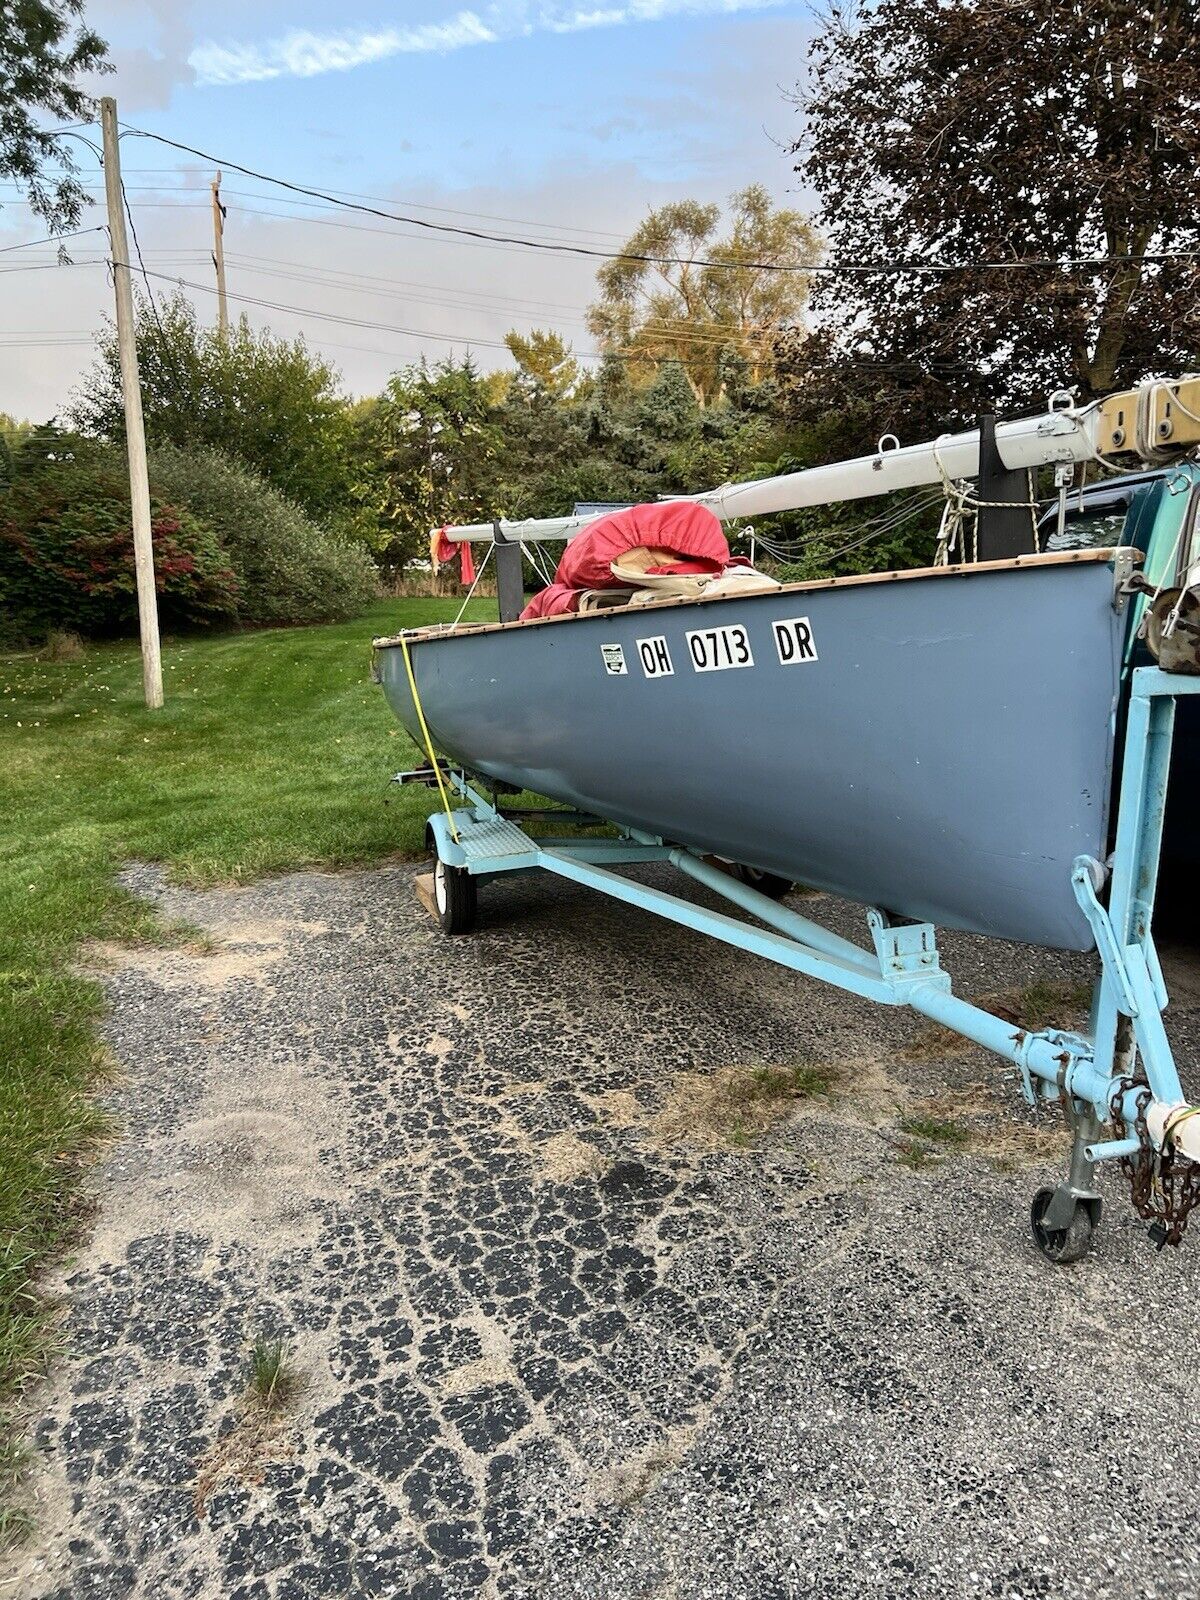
[372,378,1200,1261]
[374,380,1198,952]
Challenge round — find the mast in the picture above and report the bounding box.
[434,377,1200,544]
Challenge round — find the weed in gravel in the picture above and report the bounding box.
[893,1086,1063,1171]
[192,1336,300,1516]
[898,1114,972,1150]
[893,1112,972,1171]
[247,1334,294,1412]
[603,1441,682,1508]
[1010,979,1094,1029]
[895,1139,938,1171]
[656,1058,840,1149]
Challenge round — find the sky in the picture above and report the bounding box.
[1,0,819,421]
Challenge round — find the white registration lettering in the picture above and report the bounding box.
[636,635,674,678]
[685,624,754,673]
[773,616,819,665]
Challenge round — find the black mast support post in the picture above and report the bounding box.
[493,522,525,623]
[976,412,1035,561]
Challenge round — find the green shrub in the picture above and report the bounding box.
[148,444,378,626]
[0,441,239,640]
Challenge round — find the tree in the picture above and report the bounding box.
[587,186,820,404]
[504,328,580,398]
[789,0,1200,440]
[353,357,502,571]
[636,360,700,443]
[72,292,355,522]
[1,0,109,234]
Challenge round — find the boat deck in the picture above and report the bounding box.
[372,546,1132,649]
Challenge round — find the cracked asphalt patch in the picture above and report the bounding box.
[5,862,1200,1599]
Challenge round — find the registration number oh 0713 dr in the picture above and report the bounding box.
[684,623,754,672]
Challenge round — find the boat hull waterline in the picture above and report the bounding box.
[376,553,1128,951]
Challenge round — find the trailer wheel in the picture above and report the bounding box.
[434,858,477,935]
[1029,1186,1095,1264]
[731,864,794,901]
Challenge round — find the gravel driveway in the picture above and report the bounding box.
[5,860,1200,1600]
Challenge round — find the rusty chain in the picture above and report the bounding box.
[1111,1076,1200,1248]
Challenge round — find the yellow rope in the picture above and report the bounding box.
[1163,1104,1200,1151]
[398,635,459,844]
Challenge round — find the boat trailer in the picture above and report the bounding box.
[400,665,1200,1265]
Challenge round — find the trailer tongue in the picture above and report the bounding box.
[374,376,1200,1263]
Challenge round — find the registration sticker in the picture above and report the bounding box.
[685,623,754,672]
[635,635,674,678]
[600,643,628,675]
[772,616,818,665]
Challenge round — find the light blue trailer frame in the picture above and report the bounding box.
[415,665,1200,1262]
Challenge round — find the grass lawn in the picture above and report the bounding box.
[0,596,490,1534]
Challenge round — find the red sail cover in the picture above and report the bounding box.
[521,502,729,620]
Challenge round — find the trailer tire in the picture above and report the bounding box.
[434,858,477,935]
[731,863,794,901]
[1029,1186,1095,1264]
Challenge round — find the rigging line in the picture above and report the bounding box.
[753,492,943,560]
[116,124,1200,277]
[759,491,945,550]
[778,506,939,570]
[0,225,106,254]
[451,542,495,630]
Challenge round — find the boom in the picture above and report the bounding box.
[434,375,1200,543]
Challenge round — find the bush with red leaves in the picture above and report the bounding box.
[0,438,239,640]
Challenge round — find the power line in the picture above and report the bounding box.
[119,262,800,360]
[0,225,106,254]
[114,123,816,274]
[3,170,633,243]
[117,122,1200,277]
[111,262,992,375]
[215,253,805,349]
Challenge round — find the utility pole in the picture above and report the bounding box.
[99,96,163,710]
[210,170,229,337]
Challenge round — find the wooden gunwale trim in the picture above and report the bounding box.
[371,546,1139,649]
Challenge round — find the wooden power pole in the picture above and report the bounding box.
[210,170,229,337]
[99,96,163,710]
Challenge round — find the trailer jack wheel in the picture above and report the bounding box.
[434,858,477,935]
[1030,1185,1100,1265]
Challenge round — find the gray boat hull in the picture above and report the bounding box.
[377,556,1128,950]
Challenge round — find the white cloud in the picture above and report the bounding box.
[192,14,498,86]
[190,0,787,87]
